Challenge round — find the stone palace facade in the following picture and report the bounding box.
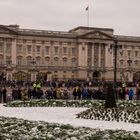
[0,24,140,82]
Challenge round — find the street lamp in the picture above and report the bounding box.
[105,40,122,108]
[110,40,122,94]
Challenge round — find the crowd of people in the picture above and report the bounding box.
[0,80,140,103]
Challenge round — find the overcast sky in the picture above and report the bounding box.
[0,0,140,36]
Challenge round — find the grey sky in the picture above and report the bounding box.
[0,0,140,36]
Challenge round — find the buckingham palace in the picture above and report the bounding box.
[0,24,140,82]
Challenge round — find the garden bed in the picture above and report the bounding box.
[76,106,140,124]
[0,116,140,140]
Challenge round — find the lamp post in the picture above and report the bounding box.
[105,40,122,108]
[109,40,122,96]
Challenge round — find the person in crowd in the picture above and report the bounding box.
[17,87,22,100]
[46,88,53,99]
[0,88,2,103]
[125,88,129,100]
[32,87,37,99]
[21,88,28,101]
[53,88,57,99]
[82,87,88,100]
[121,82,126,100]
[27,87,32,99]
[77,86,81,100]
[73,87,77,100]
[128,88,134,100]
[36,88,43,99]
[136,83,140,100]
[2,87,7,103]
[117,88,122,100]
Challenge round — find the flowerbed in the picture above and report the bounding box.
[0,116,140,140]
[76,107,140,124]
[5,99,104,108]
[5,99,140,109]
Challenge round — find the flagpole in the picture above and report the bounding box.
[85,5,89,27]
[87,6,89,27]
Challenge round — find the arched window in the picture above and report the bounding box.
[36,57,41,66]
[120,59,124,68]
[134,60,139,67]
[45,46,50,55]
[0,55,3,64]
[0,42,4,53]
[36,46,41,54]
[54,57,59,66]
[17,56,22,65]
[26,56,32,65]
[63,57,67,66]
[71,58,77,66]
[45,57,50,66]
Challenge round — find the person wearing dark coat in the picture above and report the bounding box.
[0,88,2,103]
[2,87,7,103]
[128,88,134,100]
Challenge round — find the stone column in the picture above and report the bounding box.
[3,39,6,64]
[11,38,17,65]
[98,43,101,67]
[92,43,94,67]
[105,44,109,67]
[78,42,87,67]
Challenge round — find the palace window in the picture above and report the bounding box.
[6,57,11,65]
[36,57,41,66]
[36,46,41,54]
[134,60,139,67]
[17,45,22,54]
[63,47,67,55]
[54,47,59,55]
[120,50,124,56]
[72,48,76,55]
[0,43,3,52]
[45,57,50,66]
[127,50,131,57]
[120,60,124,68]
[27,56,32,65]
[0,55,3,64]
[71,58,76,66]
[45,46,50,55]
[27,45,32,54]
[6,43,12,53]
[17,56,22,65]
[100,59,105,67]
[54,57,59,66]
[68,42,71,46]
[63,58,67,66]
[135,51,138,57]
